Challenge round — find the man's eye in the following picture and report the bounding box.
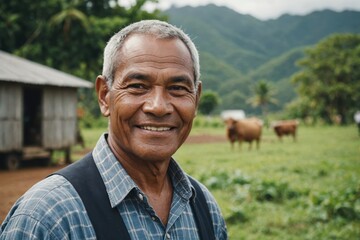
[169,85,188,91]
[128,84,145,89]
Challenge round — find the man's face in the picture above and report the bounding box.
[98,34,201,163]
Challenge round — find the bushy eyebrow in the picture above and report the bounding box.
[126,73,149,81]
[168,75,194,86]
[125,72,194,86]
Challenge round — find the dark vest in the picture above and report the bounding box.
[51,152,215,240]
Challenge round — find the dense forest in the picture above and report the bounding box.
[1,1,360,123]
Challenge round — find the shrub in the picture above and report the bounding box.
[200,170,230,189]
[226,206,248,224]
[250,180,300,202]
[192,115,224,128]
[80,115,108,129]
[200,169,252,190]
[309,186,360,221]
[229,170,252,185]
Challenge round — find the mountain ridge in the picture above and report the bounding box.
[165,5,360,113]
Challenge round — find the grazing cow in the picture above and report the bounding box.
[225,117,263,150]
[271,119,299,142]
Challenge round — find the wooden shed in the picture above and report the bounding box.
[0,50,93,169]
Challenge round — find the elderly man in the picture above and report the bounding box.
[0,20,227,239]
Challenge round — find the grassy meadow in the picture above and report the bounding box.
[75,121,360,239]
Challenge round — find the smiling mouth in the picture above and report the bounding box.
[140,126,172,132]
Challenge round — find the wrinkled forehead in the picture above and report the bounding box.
[121,34,191,57]
[115,34,194,74]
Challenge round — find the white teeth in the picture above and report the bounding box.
[141,126,171,132]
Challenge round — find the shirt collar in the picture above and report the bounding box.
[92,133,194,208]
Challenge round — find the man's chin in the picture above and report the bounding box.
[132,144,177,162]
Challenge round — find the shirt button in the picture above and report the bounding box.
[151,216,156,221]
[138,193,144,201]
[165,233,170,239]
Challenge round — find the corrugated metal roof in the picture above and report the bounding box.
[0,50,93,88]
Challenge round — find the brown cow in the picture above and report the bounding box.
[271,119,299,142]
[225,117,263,150]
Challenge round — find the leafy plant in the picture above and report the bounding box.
[229,170,252,185]
[309,186,360,221]
[250,180,300,202]
[198,90,221,115]
[226,206,248,224]
[291,33,360,124]
[200,170,230,190]
[200,169,252,190]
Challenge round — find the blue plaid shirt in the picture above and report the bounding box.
[1,134,227,239]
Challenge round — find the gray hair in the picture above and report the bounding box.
[102,20,200,89]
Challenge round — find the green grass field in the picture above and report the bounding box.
[78,124,360,239]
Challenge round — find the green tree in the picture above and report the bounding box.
[199,90,220,115]
[0,12,21,50]
[247,80,277,123]
[49,1,90,42]
[291,34,360,124]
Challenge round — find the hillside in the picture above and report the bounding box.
[165,5,360,113]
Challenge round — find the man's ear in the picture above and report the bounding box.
[195,81,202,115]
[95,75,110,117]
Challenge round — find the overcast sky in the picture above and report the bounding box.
[122,0,360,20]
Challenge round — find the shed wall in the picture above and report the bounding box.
[0,83,22,151]
[42,87,77,149]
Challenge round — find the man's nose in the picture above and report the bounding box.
[143,87,173,116]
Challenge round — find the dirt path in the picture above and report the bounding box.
[0,165,63,222]
[0,134,227,223]
[185,134,227,144]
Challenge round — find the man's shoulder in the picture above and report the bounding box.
[3,175,85,226]
[1,175,95,239]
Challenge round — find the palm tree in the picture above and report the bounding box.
[247,80,277,126]
[49,1,89,42]
[0,12,21,49]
